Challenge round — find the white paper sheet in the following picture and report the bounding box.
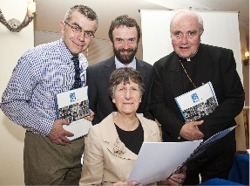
[128,125,237,185]
[128,140,202,185]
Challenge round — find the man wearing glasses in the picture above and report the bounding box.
[0,5,97,185]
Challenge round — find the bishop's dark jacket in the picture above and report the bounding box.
[150,43,245,142]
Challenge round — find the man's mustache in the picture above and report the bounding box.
[118,48,134,52]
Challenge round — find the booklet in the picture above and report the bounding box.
[128,125,237,185]
[175,82,218,121]
[56,86,92,141]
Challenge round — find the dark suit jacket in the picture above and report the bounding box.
[150,44,245,142]
[87,56,154,124]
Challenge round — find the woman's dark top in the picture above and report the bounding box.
[115,122,144,155]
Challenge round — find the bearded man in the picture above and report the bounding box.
[87,14,153,124]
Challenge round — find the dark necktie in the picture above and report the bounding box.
[72,56,82,89]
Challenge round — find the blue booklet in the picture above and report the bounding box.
[175,81,218,121]
[56,86,92,140]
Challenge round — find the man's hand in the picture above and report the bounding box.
[48,119,74,145]
[159,166,187,185]
[168,166,187,185]
[84,109,95,122]
[180,120,204,141]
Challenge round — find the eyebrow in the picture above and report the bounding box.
[70,22,80,27]
[71,22,95,32]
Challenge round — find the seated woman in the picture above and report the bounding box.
[80,67,186,185]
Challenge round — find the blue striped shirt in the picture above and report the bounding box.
[0,39,88,136]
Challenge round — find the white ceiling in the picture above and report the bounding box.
[34,0,249,40]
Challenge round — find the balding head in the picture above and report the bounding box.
[170,9,204,59]
[170,10,204,33]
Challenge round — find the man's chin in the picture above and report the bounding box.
[118,56,134,64]
[119,60,131,64]
[178,53,192,59]
[177,50,198,59]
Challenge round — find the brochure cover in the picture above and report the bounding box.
[56,86,92,140]
[175,81,218,121]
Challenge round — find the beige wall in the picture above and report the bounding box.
[240,24,249,107]
[34,30,143,65]
[0,0,34,184]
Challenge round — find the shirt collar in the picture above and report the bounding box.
[59,38,88,66]
[115,56,136,69]
[59,38,73,60]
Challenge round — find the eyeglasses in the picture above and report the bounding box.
[64,22,95,38]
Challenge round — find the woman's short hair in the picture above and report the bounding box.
[109,67,145,98]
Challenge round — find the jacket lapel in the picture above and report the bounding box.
[168,54,183,97]
[100,113,137,160]
[136,59,146,78]
[137,114,159,141]
[103,56,116,81]
[196,44,212,85]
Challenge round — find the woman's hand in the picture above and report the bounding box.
[113,180,141,186]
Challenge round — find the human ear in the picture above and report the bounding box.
[60,21,66,35]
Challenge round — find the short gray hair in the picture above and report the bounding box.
[64,5,98,29]
[170,9,204,33]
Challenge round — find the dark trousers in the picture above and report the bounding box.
[183,132,236,185]
[24,132,84,185]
